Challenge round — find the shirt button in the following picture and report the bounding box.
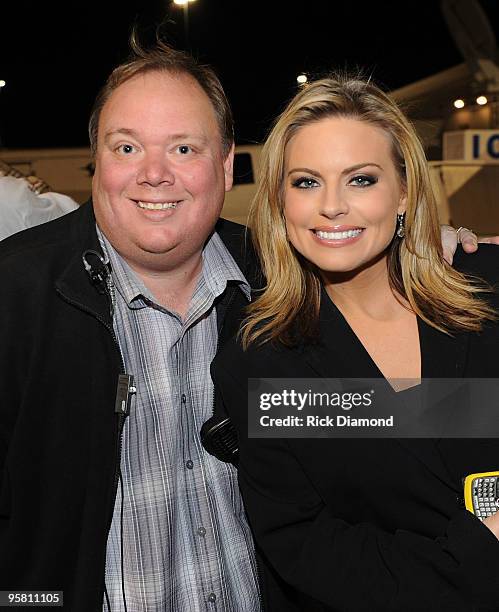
[181,394,187,404]
[197,526,206,537]
[208,593,217,603]
[186,460,194,470]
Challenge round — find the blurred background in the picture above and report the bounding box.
[1,0,499,230]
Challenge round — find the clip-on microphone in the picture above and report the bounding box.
[82,249,111,294]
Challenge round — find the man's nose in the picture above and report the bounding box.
[137,152,175,187]
[319,187,349,218]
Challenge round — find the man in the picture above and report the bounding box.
[0,40,263,612]
[0,39,491,612]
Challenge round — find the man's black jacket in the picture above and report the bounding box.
[0,201,272,611]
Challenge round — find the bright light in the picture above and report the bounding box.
[173,0,196,4]
[297,74,308,85]
[0,80,5,88]
[453,98,465,109]
[476,95,488,105]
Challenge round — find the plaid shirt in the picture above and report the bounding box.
[99,228,261,611]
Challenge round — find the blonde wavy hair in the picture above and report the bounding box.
[242,74,496,348]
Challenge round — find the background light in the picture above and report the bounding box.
[0,80,6,88]
[173,0,195,4]
[453,98,465,109]
[476,95,488,105]
[297,74,308,85]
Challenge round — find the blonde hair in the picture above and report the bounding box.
[242,74,496,348]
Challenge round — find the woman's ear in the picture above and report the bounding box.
[398,192,408,216]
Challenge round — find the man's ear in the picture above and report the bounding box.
[224,144,235,192]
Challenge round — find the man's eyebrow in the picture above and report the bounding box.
[103,129,209,144]
[168,132,210,146]
[103,128,139,143]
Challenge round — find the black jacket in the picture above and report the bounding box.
[210,246,499,612]
[0,201,259,611]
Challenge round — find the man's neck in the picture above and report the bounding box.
[128,255,203,319]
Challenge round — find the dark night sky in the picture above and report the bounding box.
[1,0,498,149]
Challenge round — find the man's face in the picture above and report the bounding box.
[92,70,233,275]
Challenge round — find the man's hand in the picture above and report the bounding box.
[440,225,499,265]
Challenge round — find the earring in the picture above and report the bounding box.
[396,213,405,238]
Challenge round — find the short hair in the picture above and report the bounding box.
[88,35,234,157]
[241,73,495,348]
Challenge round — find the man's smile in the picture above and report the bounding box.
[135,200,180,210]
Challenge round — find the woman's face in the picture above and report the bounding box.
[283,117,407,277]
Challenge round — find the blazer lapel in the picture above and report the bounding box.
[302,290,469,489]
[301,290,387,380]
[396,318,470,489]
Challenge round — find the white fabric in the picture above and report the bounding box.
[0,176,78,241]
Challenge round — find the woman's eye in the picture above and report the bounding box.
[116,144,136,155]
[292,177,319,189]
[349,175,377,187]
[177,145,192,155]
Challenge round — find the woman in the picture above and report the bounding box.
[207,75,499,611]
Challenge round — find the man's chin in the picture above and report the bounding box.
[140,242,177,256]
[133,241,200,272]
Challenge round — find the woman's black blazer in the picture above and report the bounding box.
[210,246,499,612]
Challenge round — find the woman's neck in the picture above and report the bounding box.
[322,255,421,386]
[322,255,408,320]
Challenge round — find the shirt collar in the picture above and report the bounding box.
[202,231,251,301]
[96,225,251,309]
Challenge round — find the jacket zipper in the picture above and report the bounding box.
[55,285,128,609]
[102,276,130,612]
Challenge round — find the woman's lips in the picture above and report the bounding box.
[311,227,365,246]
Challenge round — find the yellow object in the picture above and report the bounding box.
[464,471,499,520]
